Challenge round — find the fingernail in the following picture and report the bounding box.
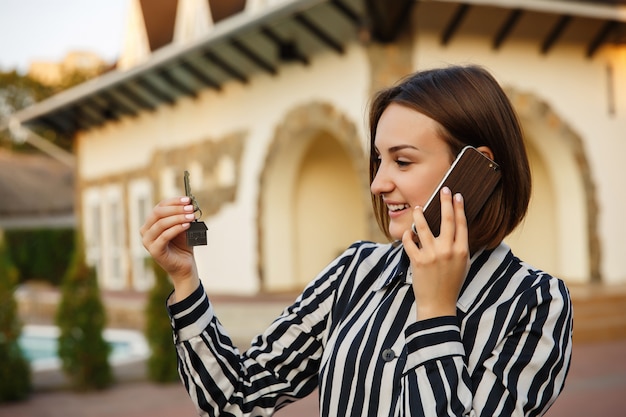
[185,213,195,220]
[442,186,451,194]
[183,204,194,212]
[181,196,190,203]
[414,205,422,211]
[455,193,463,202]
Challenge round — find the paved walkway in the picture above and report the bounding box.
[0,338,624,417]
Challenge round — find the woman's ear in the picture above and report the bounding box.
[476,146,495,161]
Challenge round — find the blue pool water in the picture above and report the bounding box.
[18,325,149,371]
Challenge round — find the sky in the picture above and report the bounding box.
[0,0,130,74]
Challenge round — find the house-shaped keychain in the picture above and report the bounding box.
[187,220,208,246]
[184,170,208,246]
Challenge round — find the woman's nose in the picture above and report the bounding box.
[370,165,393,195]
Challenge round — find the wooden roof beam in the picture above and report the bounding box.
[116,84,158,112]
[493,9,523,50]
[442,4,471,46]
[179,59,223,91]
[135,77,177,105]
[230,38,279,75]
[157,69,199,99]
[261,26,310,65]
[541,15,572,54]
[330,0,360,25]
[294,13,344,54]
[98,91,140,118]
[586,20,619,58]
[202,50,249,83]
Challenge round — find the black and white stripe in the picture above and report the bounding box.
[169,241,573,417]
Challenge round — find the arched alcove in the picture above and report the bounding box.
[258,102,371,292]
[506,89,600,283]
[293,133,367,287]
[505,142,559,274]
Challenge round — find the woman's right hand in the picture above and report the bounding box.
[140,196,200,301]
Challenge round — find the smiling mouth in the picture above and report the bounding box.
[387,203,410,212]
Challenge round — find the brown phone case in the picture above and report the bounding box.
[421,146,501,236]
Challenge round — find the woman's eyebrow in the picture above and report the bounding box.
[388,144,419,153]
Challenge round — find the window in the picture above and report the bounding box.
[82,185,127,290]
[83,188,104,280]
[128,179,155,291]
[103,185,126,290]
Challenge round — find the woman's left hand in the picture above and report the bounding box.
[402,186,470,321]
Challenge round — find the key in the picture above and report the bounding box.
[183,170,207,246]
[184,170,201,216]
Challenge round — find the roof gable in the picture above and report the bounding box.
[140,0,179,51]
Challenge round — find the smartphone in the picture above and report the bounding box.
[416,146,501,237]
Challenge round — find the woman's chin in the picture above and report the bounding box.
[388,224,408,241]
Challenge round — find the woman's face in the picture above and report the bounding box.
[370,103,453,240]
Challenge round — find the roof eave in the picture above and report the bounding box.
[428,0,626,21]
[8,0,354,131]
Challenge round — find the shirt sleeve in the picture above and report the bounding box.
[167,246,351,417]
[400,277,573,417]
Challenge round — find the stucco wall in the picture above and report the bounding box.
[76,6,626,292]
[412,27,626,284]
[78,45,371,294]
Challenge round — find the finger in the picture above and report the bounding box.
[142,215,190,252]
[402,229,420,258]
[140,198,195,253]
[437,187,456,242]
[412,205,435,247]
[452,193,469,246]
[411,205,427,242]
[140,197,192,235]
[152,221,190,254]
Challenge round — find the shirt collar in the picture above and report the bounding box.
[372,242,412,291]
[370,242,514,313]
[456,242,513,312]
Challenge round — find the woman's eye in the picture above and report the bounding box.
[395,159,410,167]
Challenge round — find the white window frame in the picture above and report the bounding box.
[102,185,127,291]
[128,178,155,291]
[83,188,104,280]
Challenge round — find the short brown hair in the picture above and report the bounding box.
[368,65,531,251]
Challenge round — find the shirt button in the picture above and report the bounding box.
[381,348,396,362]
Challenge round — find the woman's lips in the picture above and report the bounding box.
[387,203,410,218]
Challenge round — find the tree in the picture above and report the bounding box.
[0,67,105,152]
[0,70,65,151]
[145,260,179,382]
[55,241,113,390]
[0,239,32,402]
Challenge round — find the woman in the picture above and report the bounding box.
[140,65,573,416]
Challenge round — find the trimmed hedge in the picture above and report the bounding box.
[4,228,75,286]
[0,241,32,402]
[55,241,112,390]
[145,260,179,383]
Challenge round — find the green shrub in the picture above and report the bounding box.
[4,228,75,286]
[55,242,112,390]
[145,260,179,383]
[0,241,32,402]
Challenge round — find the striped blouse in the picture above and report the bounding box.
[168,240,573,417]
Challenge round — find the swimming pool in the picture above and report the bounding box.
[18,324,150,372]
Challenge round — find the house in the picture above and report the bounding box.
[28,51,109,87]
[6,0,626,296]
[0,149,74,231]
